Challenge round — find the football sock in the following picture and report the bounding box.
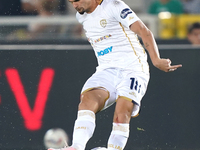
[107,123,129,150]
[71,110,96,150]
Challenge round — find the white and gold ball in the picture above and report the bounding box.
[44,128,69,149]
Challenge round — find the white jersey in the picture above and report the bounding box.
[76,0,149,73]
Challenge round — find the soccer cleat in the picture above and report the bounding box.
[48,147,76,150]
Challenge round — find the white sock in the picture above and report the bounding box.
[107,123,129,150]
[71,110,96,150]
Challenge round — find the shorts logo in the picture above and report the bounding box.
[100,19,107,28]
[120,8,133,19]
[129,92,136,97]
[129,16,134,20]
[97,46,113,56]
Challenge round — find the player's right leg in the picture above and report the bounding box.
[79,88,109,112]
[48,89,109,150]
[48,69,117,150]
[71,89,109,150]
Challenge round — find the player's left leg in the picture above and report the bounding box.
[107,70,149,150]
[107,97,134,150]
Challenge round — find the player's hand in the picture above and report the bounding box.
[153,58,182,72]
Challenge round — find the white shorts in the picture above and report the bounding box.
[81,68,149,117]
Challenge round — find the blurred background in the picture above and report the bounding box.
[0,0,200,150]
[0,0,199,42]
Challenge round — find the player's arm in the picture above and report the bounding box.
[130,20,182,72]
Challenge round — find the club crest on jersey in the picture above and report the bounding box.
[100,19,107,28]
[120,8,133,19]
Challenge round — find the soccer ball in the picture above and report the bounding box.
[44,128,69,149]
[91,147,107,150]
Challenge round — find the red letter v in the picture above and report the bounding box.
[5,68,55,131]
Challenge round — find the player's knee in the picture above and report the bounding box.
[79,94,93,108]
[114,112,131,123]
[78,93,101,112]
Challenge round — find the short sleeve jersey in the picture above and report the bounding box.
[76,0,149,73]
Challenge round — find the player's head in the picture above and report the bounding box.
[187,22,200,45]
[68,0,99,14]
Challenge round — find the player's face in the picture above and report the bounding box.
[69,0,98,14]
[188,29,200,45]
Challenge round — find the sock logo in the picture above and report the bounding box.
[108,144,122,150]
[78,111,95,119]
[113,125,129,132]
[75,126,87,130]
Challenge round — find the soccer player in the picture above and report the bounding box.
[48,0,182,150]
